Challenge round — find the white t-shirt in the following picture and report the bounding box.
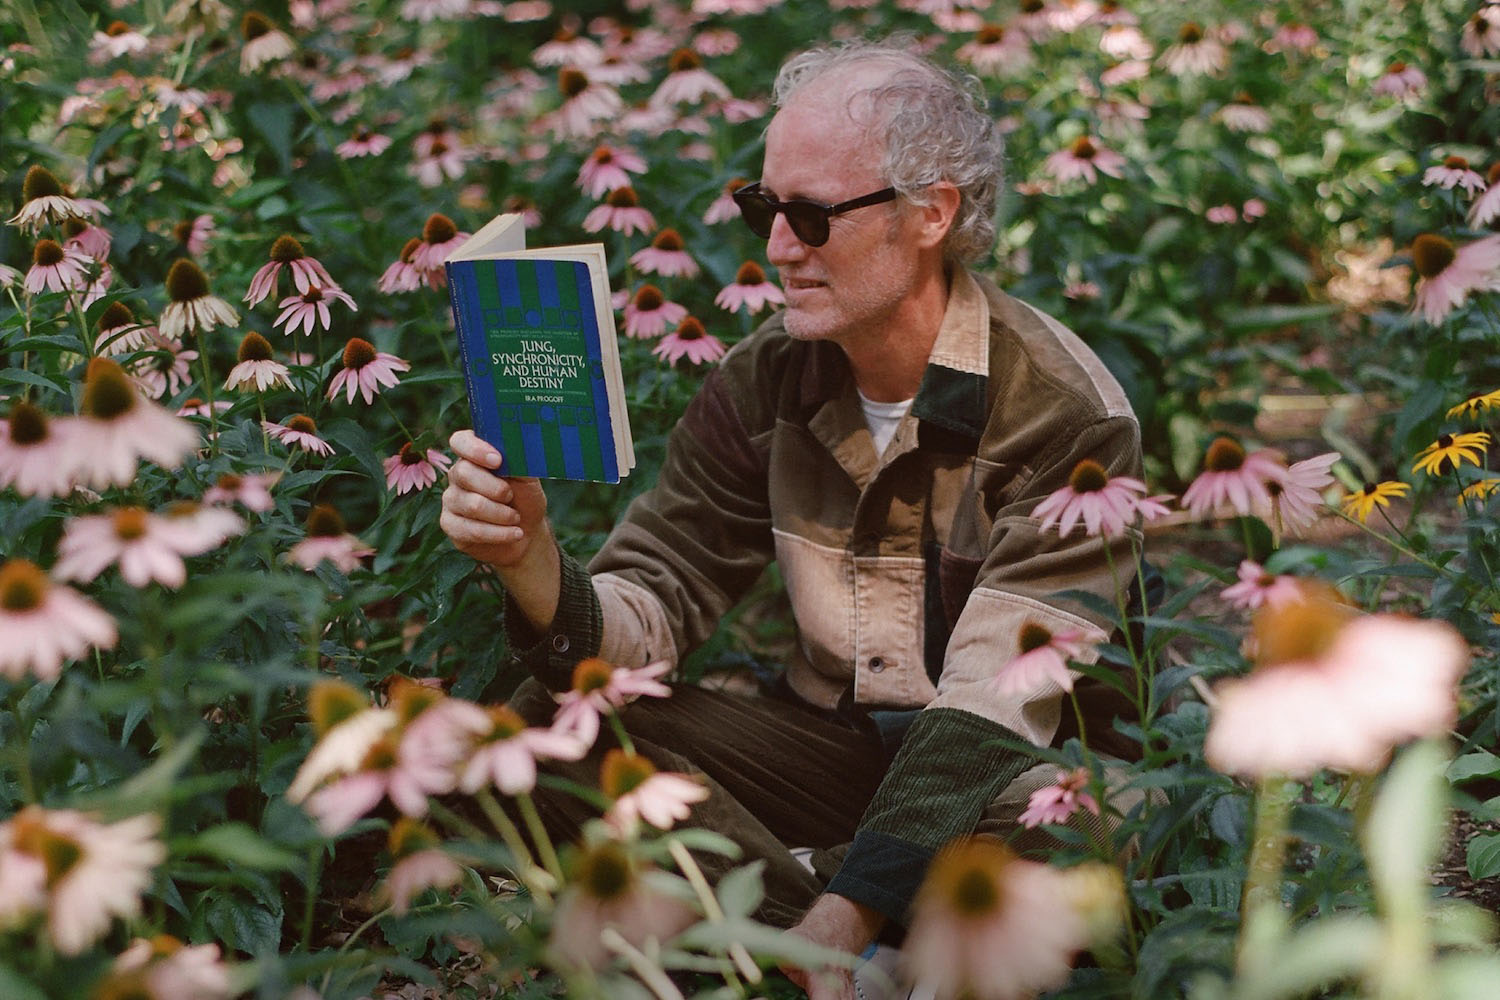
[858,389,914,458]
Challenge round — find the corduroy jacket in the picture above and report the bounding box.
[506,267,1142,924]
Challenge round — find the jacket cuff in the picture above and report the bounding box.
[502,547,602,692]
[830,707,1034,925]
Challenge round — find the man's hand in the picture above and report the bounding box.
[440,430,560,629]
[780,894,885,1000]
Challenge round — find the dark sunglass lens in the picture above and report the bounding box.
[785,204,829,246]
[738,194,775,238]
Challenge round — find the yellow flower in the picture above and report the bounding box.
[1411,431,1491,476]
[1459,478,1500,504]
[1446,388,1500,420]
[1340,481,1410,522]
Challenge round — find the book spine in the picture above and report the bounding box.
[445,260,505,476]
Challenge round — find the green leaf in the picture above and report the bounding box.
[0,963,46,1000]
[0,367,70,397]
[676,918,858,971]
[1222,303,1338,332]
[185,823,301,872]
[205,890,284,957]
[1466,833,1500,880]
[1365,740,1448,915]
[1448,750,1500,785]
[714,860,765,920]
[247,102,296,173]
[73,728,205,815]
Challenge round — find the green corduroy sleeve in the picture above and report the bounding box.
[502,547,603,692]
[824,707,1034,926]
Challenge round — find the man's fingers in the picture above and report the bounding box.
[439,510,524,546]
[446,459,514,502]
[449,429,503,469]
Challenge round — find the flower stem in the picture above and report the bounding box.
[599,928,686,1000]
[1237,775,1296,975]
[469,789,555,901]
[516,791,564,884]
[607,708,636,755]
[667,840,760,985]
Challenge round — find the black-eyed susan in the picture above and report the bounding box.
[1341,480,1410,522]
[1459,478,1500,504]
[1446,388,1500,420]
[1411,430,1490,476]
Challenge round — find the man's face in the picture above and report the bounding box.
[760,92,924,348]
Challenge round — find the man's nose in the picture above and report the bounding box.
[765,212,808,266]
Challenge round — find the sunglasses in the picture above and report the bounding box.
[731,182,898,247]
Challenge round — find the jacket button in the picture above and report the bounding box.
[552,634,570,653]
[868,656,885,673]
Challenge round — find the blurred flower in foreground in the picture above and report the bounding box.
[1221,559,1303,611]
[75,358,201,488]
[1470,166,1500,227]
[1411,430,1490,477]
[1372,61,1426,99]
[553,657,672,748]
[225,331,293,392]
[90,20,149,63]
[631,228,699,278]
[1180,437,1285,519]
[1409,233,1500,325]
[577,144,646,198]
[1216,92,1271,132]
[53,503,244,589]
[275,283,357,335]
[0,558,117,682]
[1423,155,1485,194]
[24,238,93,294]
[204,470,278,512]
[328,337,408,403]
[265,414,335,456]
[160,259,239,338]
[0,401,79,497]
[1042,136,1124,185]
[286,503,372,573]
[1461,6,1500,59]
[0,806,164,955]
[1030,458,1171,537]
[623,284,687,339]
[653,316,726,366]
[382,819,462,915]
[1158,22,1227,76]
[1205,593,1468,778]
[288,681,396,803]
[1205,204,1238,224]
[714,261,785,314]
[245,235,337,307]
[239,11,294,73]
[457,704,587,796]
[1018,768,1100,829]
[104,935,233,1000]
[1340,480,1409,523]
[7,165,94,232]
[600,749,709,836]
[383,442,452,494]
[903,836,1092,1000]
[550,840,695,973]
[582,186,657,236]
[991,621,1104,697]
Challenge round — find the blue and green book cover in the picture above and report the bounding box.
[445,215,634,482]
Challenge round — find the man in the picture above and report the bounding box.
[441,41,1141,998]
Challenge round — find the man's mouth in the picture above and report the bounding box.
[783,277,826,291]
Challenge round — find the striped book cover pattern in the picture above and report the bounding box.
[449,257,621,482]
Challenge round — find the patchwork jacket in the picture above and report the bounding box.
[507,268,1142,924]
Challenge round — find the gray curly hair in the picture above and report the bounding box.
[772,40,1004,265]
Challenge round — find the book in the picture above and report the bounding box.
[444,213,634,483]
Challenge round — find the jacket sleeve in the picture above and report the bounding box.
[826,410,1142,924]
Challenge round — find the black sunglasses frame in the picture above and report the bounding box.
[731,182,898,247]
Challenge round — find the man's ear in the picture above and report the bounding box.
[911,182,961,251]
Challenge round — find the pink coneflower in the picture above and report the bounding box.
[703,177,745,225]
[245,235,338,307]
[54,503,243,589]
[903,837,1092,1000]
[89,20,150,62]
[287,682,396,803]
[654,316,726,366]
[630,228,698,278]
[1098,24,1152,61]
[550,67,623,138]
[1461,7,1500,59]
[1242,198,1267,220]
[0,264,19,289]
[534,26,603,67]
[0,559,116,682]
[224,331,292,392]
[127,330,198,400]
[1099,59,1150,86]
[274,283,357,336]
[1269,22,1318,54]
[378,237,427,294]
[1258,451,1338,535]
[410,213,470,273]
[383,442,452,494]
[590,54,651,87]
[1018,768,1100,829]
[159,259,239,338]
[991,621,1103,698]
[650,48,731,108]
[1205,204,1239,224]
[382,820,463,915]
[411,136,466,188]
[175,397,232,421]
[457,704,587,796]
[600,749,709,837]
[549,841,696,973]
[1372,61,1426,98]
[1205,598,1468,778]
[62,216,112,260]
[1063,281,1102,300]
[264,414,336,456]
[1221,559,1303,611]
[286,504,373,575]
[328,337,409,403]
[335,124,392,158]
[76,260,113,311]
[693,26,740,57]
[0,807,164,956]
[1030,458,1165,537]
[1424,155,1486,194]
[955,24,1034,75]
[553,658,672,748]
[23,239,93,295]
[1180,437,1286,519]
[74,358,201,488]
[622,285,687,339]
[1042,136,1125,185]
[401,0,472,22]
[714,261,784,314]
[1158,22,1228,76]
[239,11,294,72]
[1216,93,1271,133]
[1410,233,1500,325]
[582,186,656,236]
[173,213,215,256]
[108,935,233,1000]
[0,401,81,498]
[577,144,646,198]
[204,470,278,511]
[95,302,151,354]
[6,166,93,233]
[1469,164,1500,227]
